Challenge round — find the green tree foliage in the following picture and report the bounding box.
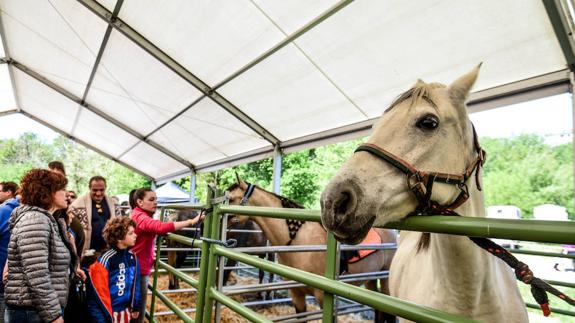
[186,138,366,208]
[186,134,573,221]
[1,132,571,220]
[0,133,149,196]
[481,134,574,219]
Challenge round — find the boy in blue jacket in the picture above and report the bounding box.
[87,216,141,323]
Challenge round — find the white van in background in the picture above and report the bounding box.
[487,205,522,220]
[533,204,568,221]
[486,205,522,249]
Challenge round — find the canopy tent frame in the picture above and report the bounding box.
[0,0,572,183]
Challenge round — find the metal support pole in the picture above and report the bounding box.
[190,170,197,203]
[195,186,215,323]
[272,145,282,194]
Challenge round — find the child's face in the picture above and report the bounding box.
[118,226,137,248]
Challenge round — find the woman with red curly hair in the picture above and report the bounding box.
[4,169,74,323]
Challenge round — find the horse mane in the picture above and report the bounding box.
[227,183,304,209]
[385,82,444,113]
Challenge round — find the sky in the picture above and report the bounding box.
[0,113,59,142]
[470,93,573,145]
[0,93,571,146]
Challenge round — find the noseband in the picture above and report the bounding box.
[355,126,486,216]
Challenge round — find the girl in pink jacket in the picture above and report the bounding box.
[130,187,202,322]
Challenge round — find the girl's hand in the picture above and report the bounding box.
[188,213,205,226]
[76,265,86,281]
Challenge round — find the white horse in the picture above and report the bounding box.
[320,66,528,322]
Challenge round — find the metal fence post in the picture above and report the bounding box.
[202,203,223,323]
[323,231,338,323]
[214,212,229,322]
[148,206,167,322]
[195,186,215,323]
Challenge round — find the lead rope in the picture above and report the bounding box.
[468,236,575,316]
[419,204,575,316]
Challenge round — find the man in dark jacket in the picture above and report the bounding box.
[0,182,17,206]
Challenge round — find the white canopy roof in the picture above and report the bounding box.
[0,0,572,182]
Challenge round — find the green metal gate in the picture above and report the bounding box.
[147,189,575,322]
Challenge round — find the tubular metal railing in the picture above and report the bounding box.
[147,191,575,323]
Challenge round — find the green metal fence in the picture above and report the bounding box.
[147,192,575,322]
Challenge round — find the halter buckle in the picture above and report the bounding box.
[407,172,427,197]
[458,182,469,197]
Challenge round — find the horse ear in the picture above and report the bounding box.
[235,172,247,189]
[414,79,426,87]
[448,63,481,106]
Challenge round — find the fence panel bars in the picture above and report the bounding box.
[323,232,338,322]
[213,245,476,323]
[147,199,575,322]
[202,203,222,323]
[148,207,166,322]
[214,213,229,322]
[195,186,215,323]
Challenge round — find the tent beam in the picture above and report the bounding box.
[72,0,124,134]
[77,0,280,146]
[543,0,575,70]
[0,109,19,117]
[213,0,354,90]
[272,145,282,194]
[19,110,153,181]
[180,70,571,175]
[190,170,197,203]
[8,58,194,170]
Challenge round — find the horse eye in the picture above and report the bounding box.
[416,115,439,130]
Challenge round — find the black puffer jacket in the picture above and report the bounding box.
[5,205,72,322]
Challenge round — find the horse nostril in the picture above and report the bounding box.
[321,178,362,230]
[333,189,358,225]
[335,191,351,216]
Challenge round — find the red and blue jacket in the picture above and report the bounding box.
[87,248,141,323]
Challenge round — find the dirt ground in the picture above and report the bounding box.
[147,273,370,322]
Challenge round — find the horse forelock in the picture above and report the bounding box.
[385,82,445,113]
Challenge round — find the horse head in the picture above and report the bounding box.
[226,173,255,225]
[321,65,483,244]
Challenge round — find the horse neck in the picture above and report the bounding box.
[428,173,494,295]
[247,189,292,246]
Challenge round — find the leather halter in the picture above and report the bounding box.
[238,182,303,245]
[240,182,256,206]
[355,125,486,215]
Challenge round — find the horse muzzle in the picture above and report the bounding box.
[320,177,374,244]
